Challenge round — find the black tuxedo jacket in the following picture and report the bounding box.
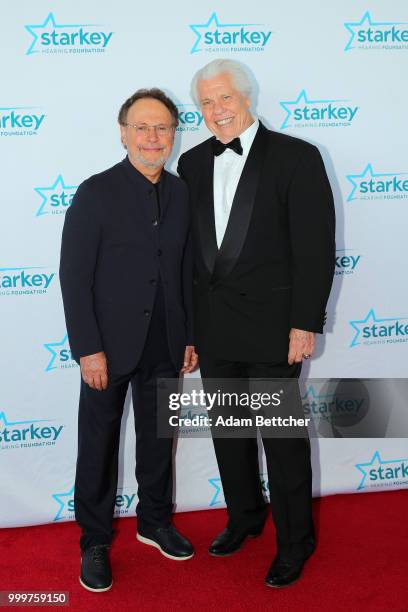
[60,157,193,374]
[177,121,335,362]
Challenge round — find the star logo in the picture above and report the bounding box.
[34,175,78,217]
[344,11,408,51]
[52,485,75,521]
[349,309,408,348]
[279,90,349,129]
[189,12,265,54]
[25,12,100,55]
[355,451,408,490]
[44,334,72,372]
[346,163,408,202]
[208,477,223,506]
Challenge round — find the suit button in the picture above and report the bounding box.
[157,249,162,256]
[150,279,156,284]
[144,309,150,316]
[152,219,158,226]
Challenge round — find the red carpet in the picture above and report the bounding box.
[1,490,407,611]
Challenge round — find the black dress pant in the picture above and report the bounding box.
[198,353,315,562]
[75,280,178,550]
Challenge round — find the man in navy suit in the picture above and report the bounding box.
[178,60,335,588]
[60,89,197,592]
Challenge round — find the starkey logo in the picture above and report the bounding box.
[279,90,359,130]
[0,106,45,137]
[24,12,114,55]
[335,249,361,276]
[52,486,137,521]
[177,104,204,132]
[189,12,272,54]
[349,309,408,348]
[346,164,408,202]
[301,384,365,421]
[355,451,408,490]
[344,11,408,51]
[0,267,56,297]
[34,175,78,217]
[178,406,210,436]
[44,334,78,372]
[0,411,64,450]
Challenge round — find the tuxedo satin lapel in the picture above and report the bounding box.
[212,123,268,285]
[196,140,218,275]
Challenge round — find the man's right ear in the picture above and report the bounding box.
[119,125,127,149]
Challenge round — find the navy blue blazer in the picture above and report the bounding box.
[60,156,193,374]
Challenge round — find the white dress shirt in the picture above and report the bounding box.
[213,119,259,248]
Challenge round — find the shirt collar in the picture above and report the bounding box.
[239,118,259,156]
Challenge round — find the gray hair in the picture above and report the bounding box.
[191,59,252,106]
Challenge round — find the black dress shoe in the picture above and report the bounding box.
[80,545,112,592]
[208,524,264,557]
[265,556,306,588]
[137,525,194,560]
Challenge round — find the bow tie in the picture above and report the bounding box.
[212,137,243,157]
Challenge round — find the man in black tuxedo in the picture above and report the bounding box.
[60,89,197,593]
[178,59,335,588]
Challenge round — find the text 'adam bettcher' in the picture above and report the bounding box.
[167,390,311,429]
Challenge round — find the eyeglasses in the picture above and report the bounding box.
[122,123,175,136]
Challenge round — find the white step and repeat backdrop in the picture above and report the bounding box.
[1,0,408,527]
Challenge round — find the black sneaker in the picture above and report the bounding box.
[79,545,112,592]
[137,525,194,560]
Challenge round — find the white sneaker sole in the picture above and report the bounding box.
[136,533,194,561]
[79,577,113,592]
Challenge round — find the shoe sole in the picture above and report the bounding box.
[79,577,113,593]
[136,533,194,561]
[208,532,261,557]
[265,576,300,589]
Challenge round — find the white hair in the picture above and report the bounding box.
[191,59,252,106]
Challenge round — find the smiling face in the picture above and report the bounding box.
[197,72,254,143]
[120,98,175,177]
